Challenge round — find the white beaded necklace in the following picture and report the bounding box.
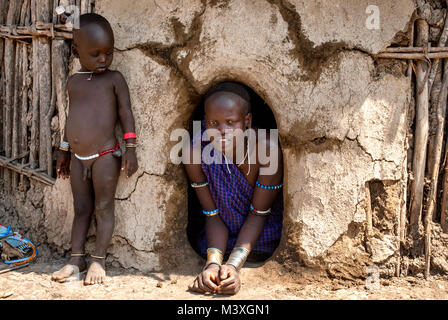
[223,137,251,176]
[75,71,93,80]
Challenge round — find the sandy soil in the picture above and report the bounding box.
[0,259,448,300]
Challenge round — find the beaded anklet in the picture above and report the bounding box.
[90,255,106,259]
[70,253,86,257]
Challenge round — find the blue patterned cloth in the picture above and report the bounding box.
[193,128,283,256]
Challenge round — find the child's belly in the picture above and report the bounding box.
[66,102,117,156]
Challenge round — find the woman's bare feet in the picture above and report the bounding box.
[51,256,87,283]
[84,257,106,285]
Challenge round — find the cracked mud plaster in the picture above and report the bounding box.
[106,0,207,99]
[19,0,414,273]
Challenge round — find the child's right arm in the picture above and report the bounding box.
[56,130,71,179]
[56,76,72,179]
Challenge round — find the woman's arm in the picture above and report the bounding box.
[184,159,229,254]
[184,150,230,293]
[233,137,283,252]
[217,137,283,295]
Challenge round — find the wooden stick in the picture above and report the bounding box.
[425,59,448,278]
[406,19,414,77]
[364,181,373,258]
[1,21,74,32]
[427,63,442,186]
[52,0,58,25]
[47,45,57,176]
[0,263,29,274]
[76,0,81,14]
[11,0,29,188]
[398,178,407,277]
[29,0,39,169]
[0,40,3,188]
[3,0,22,193]
[81,0,89,14]
[20,0,29,24]
[384,47,448,53]
[0,155,55,186]
[52,38,70,153]
[0,27,73,39]
[440,5,448,232]
[35,22,73,31]
[440,152,448,232]
[0,0,8,187]
[20,19,31,187]
[375,52,448,60]
[365,182,373,237]
[20,44,29,186]
[409,19,430,235]
[11,35,23,188]
[428,10,448,93]
[36,0,52,174]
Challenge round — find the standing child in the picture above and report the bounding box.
[51,13,138,285]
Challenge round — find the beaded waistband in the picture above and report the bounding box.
[74,141,119,161]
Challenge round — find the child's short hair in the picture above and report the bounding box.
[79,13,112,30]
[204,82,251,113]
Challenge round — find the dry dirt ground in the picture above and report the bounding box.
[1,259,448,300]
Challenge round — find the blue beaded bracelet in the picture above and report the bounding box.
[191,181,209,188]
[202,208,219,216]
[255,181,283,190]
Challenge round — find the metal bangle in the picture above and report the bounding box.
[226,247,250,271]
[203,247,223,270]
[126,143,138,148]
[60,141,70,149]
[59,141,70,151]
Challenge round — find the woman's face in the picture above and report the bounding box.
[204,92,251,153]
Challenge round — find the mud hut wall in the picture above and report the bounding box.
[2,0,415,273]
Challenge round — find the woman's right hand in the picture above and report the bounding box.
[188,263,220,293]
[56,150,71,179]
[216,264,241,295]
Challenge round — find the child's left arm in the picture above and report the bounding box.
[113,71,138,178]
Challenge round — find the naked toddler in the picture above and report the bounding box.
[51,13,138,285]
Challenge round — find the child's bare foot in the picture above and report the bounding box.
[51,256,87,282]
[84,257,106,285]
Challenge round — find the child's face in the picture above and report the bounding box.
[74,25,114,73]
[205,92,251,152]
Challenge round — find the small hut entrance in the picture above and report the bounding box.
[186,81,282,261]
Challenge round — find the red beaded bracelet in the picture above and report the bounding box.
[123,132,137,140]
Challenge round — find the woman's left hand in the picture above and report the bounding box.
[216,264,241,295]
